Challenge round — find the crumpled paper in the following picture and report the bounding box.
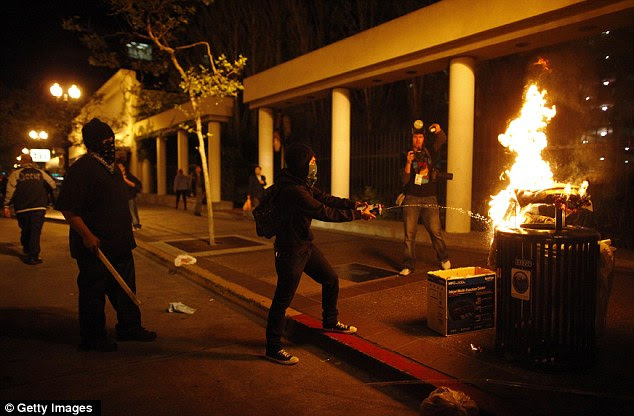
[420,386,479,416]
[174,254,197,267]
[167,302,197,314]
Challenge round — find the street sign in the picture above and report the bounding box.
[30,148,51,162]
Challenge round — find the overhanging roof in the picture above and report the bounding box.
[243,0,634,109]
[132,96,234,139]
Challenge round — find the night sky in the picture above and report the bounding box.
[0,1,114,96]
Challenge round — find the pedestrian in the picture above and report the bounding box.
[190,165,205,216]
[3,153,56,265]
[247,165,266,210]
[399,121,451,276]
[265,143,376,365]
[117,161,143,230]
[173,168,190,210]
[55,118,156,352]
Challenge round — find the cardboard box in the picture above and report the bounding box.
[427,267,495,336]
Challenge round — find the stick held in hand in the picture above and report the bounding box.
[97,248,142,306]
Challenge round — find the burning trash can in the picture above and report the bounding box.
[494,188,600,367]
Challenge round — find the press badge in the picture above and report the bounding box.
[415,173,428,185]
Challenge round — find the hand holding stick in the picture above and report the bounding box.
[97,248,142,306]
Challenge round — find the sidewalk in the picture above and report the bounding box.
[48,205,634,415]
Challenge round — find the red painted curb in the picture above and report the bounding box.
[292,313,528,416]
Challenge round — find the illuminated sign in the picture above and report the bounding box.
[29,148,51,162]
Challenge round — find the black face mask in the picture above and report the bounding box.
[98,138,115,165]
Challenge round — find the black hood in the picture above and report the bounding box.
[285,143,314,178]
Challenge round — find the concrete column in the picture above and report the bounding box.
[177,129,189,172]
[156,136,167,196]
[331,88,351,198]
[258,108,274,186]
[446,57,476,233]
[130,137,139,178]
[207,121,222,202]
[141,159,152,195]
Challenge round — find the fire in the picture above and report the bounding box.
[488,84,556,228]
[487,83,589,229]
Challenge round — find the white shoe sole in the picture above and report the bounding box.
[264,354,299,365]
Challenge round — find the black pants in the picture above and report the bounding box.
[76,252,141,342]
[266,244,339,352]
[175,190,188,209]
[17,210,45,258]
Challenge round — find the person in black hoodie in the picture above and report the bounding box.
[265,143,376,365]
[3,153,56,265]
[55,118,156,352]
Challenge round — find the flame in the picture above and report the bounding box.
[488,85,556,228]
[534,57,551,72]
[488,84,589,230]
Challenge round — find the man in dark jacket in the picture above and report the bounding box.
[265,143,375,365]
[55,118,156,352]
[3,153,56,265]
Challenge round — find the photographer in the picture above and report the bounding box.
[399,121,451,276]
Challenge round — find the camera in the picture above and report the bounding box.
[431,169,453,181]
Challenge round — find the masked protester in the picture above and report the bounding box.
[265,143,376,365]
[55,118,156,352]
[399,121,451,276]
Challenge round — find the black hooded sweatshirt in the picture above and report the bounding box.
[274,169,361,250]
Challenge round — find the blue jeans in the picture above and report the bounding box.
[129,198,140,227]
[402,195,448,270]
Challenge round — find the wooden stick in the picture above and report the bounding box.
[97,249,142,306]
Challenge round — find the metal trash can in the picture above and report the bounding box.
[495,223,600,367]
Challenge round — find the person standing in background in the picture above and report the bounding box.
[117,161,143,230]
[247,165,266,210]
[173,168,190,210]
[399,121,450,276]
[191,165,205,216]
[3,153,56,265]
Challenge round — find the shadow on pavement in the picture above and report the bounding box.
[0,307,77,346]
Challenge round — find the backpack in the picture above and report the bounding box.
[253,183,280,239]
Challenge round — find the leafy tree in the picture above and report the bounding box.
[66,0,246,244]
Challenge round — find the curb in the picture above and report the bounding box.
[135,239,528,416]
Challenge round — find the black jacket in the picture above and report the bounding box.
[274,169,361,250]
[3,164,56,214]
[248,174,266,200]
[55,155,135,259]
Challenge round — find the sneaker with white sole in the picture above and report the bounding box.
[441,260,451,270]
[323,321,357,334]
[399,268,412,276]
[265,348,299,365]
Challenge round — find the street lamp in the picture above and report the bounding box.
[50,82,81,101]
[29,130,48,140]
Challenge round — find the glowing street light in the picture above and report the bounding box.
[22,148,29,154]
[50,82,81,101]
[29,130,48,140]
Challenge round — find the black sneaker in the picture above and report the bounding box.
[117,327,157,342]
[265,349,299,365]
[24,256,43,265]
[323,321,357,334]
[79,339,118,352]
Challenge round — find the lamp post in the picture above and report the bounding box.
[50,83,81,101]
[49,82,82,171]
[28,130,48,140]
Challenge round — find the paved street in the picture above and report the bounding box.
[1,204,633,416]
[0,216,419,416]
